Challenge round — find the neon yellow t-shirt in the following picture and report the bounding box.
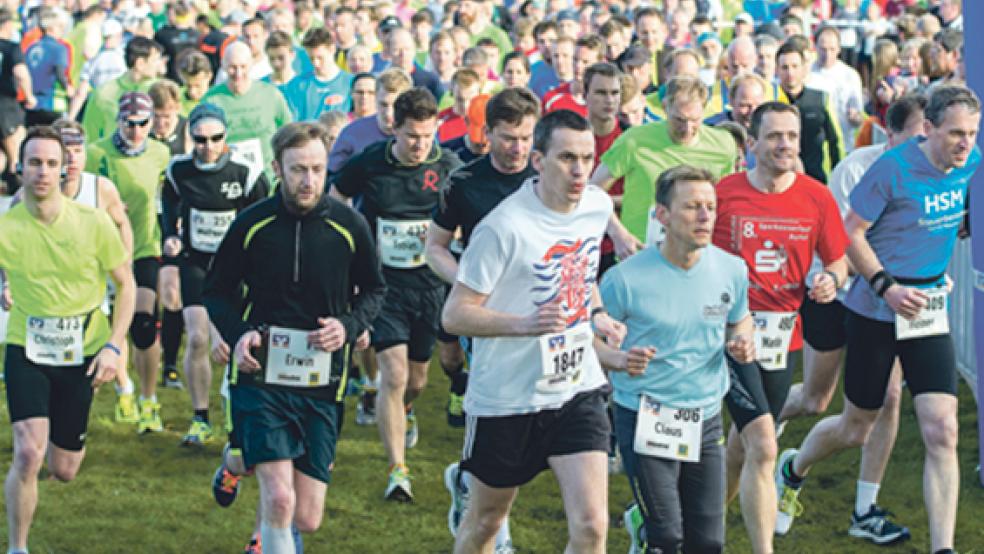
[0,201,127,356]
[86,137,171,260]
[601,121,738,241]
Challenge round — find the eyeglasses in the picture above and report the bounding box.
[124,118,150,128]
[192,133,226,144]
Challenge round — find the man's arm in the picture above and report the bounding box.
[589,161,616,191]
[203,219,252,346]
[337,212,387,341]
[424,224,458,284]
[822,94,844,170]
[98,177,134,256]
[12,63,36,109]
[442,281,565,338]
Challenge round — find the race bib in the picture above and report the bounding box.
[752,311,797,371]
[896,288,949,340]
[634,395,701,462]
[536,323,591,394]
[645,205,666,247]
[263,326,332,388]
[25,315,85,366]
[377,218,428,269]
[229,139,264,176]
[189,208,236,253]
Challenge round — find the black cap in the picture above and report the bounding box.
[379,15,402,34]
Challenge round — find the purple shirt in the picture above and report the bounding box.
[328,115,390,173]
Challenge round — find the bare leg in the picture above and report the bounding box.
[913,393,959,552]
[737,415,778,554]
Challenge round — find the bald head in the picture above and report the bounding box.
[728,36,757,76]
[223,42,254,94]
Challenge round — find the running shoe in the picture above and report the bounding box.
[182,418,214,446]
[162,365,184,390]
[212,464,241,507]
[244,532,261,554]
[115,392,139,424]
[356,391,376,426]
[384,464,413,502]
[405,409,419,449]
[494,541,516,554]
[623,503,645,554]
[447,392,466,428]
[444,462,469,536]
[137,398,163,433]
[849,505,911,545]
[775,448,804,535]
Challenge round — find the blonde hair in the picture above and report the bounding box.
[376,67,413,94]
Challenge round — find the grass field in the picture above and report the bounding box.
[0,353,982,553]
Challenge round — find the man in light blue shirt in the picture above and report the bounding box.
[281,27,352,121]
[600,164,754,554]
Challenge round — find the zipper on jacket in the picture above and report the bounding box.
[294,220,301,282]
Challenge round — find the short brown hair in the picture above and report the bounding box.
[302,26,334,50]
[664,75,708,108]
[486,87,540,131]
[394,87,438,128]
[451,68,481,91]
[655,164,714,207]
[583,62,621,93]
[148,79,182,109]
[272,122,330,166]
[749,101,800,140]
[926,85,980,127]
[20,125,66,165]
[265,30,293,51]
[177,50,212,80]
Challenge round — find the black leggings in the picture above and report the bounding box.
[725,354,795,431]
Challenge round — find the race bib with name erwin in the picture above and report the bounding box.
[262,326,332,388]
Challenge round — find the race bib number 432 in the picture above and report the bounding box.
[377,218,429,269]
[26,315,85,366]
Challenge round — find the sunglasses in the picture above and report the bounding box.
[124,118,151,128]
[192,133,226,144]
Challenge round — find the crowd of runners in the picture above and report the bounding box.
[0,0,977,552]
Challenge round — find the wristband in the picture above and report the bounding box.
[876,274,896,297]
[590,307,607,320]
[823,269,841,289]
[869,270,888,292]
[103,342,121,356]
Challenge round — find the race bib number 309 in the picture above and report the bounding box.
[896,288,949,340]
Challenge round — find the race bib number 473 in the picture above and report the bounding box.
[26,315,85,366]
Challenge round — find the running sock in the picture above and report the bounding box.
[782,456,804,487]
[161,308,183,368]
[362,373,379,393]
[116,378,134,395]
[260,522,294,554]
[855,480,880,516]
[447,367,468,396]
[139,395,157,405]
[194,409,210,424]
[933,550,955,554]
[494,515,511,547]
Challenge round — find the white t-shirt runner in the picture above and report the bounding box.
[456,178,612,417]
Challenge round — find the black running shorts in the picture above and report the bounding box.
[230,385,339,484]
[460,387,611,488]
[5,345,95,451]
[843,310,957,410]
[725,353,796,431]
[800,292,848,352]
[372,285,443,362]
[179,251,212,307]
[133,256,161,291]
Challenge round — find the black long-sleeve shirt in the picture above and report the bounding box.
[203,191,386,400]
[782,86,843,183]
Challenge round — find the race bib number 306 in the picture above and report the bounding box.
[26,315,85,366]
[263,326,332,388]
[752,311,797,371]
[536,324,591,394]
[896,288,949,340]
[634,395,702,462]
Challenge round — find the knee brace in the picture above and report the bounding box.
[130,312,159,349]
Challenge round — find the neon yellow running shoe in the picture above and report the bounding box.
[115,392,139,424]
[137,399,163,434]
[182,418,214,446]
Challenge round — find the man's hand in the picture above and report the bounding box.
[726,334,755,364]
[211,330,230,364]
[522,296,567,335]
[163,236,182,258]
[808,271,838,304]
[23,94,37,110]
[309,317,346,352]
[87,347,120,387]
[883,284,928,320]
[612,228,642,260]
[234,330,263,372]
[622,346,656,377]
[592,312,626,348]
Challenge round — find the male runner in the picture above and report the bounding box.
[713,101,849,554]
[1,126,135,554]
[86,92,172,434]
[162,103,270,446]
[204,121,385,554]
[602,165,755,554]
[775,85,981,554]
[332,87,462,502]
[442,110,621,554]
[777,95,929,545]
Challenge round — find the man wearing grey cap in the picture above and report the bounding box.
[161,103,270,448]
[86,91,172,435]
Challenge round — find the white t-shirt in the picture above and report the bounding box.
[457,178,612,417]
[808,62,864,151]
[805,143,887,298]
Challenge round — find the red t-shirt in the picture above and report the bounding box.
[541,81,572,108]
[712,172,849,351]
[595,123,625,256]
[544,92,587,117]
[437,107,467,143]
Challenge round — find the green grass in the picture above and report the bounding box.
[0,353,982,553]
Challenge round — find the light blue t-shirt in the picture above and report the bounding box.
[281,70,353,121]
[601,245,749,418]
[845,137,981,322]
